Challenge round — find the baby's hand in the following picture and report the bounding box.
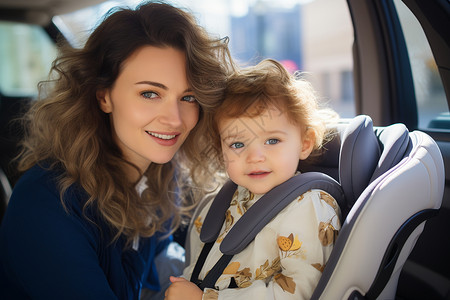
[169,276,188,284]
[164,276,203,300]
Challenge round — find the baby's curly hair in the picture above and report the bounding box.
[211,59,339,170]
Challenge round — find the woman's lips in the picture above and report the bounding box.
[146,131,180,146]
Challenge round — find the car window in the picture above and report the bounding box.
[0,0,355,118]
[55,0,355,118]
[299,0,354,118]
[0,21,57,97]
[52,1,123,48]
[393,0,449,130]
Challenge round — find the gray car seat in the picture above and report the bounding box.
[305,115,444,299]
[185,115,444,299]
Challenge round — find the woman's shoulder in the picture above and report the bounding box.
[13,164,62,197]
[3,163,100,240]
[9,163,87,214]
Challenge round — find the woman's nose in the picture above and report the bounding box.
[159,98,182,128]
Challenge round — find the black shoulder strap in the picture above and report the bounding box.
[191,172,344,290]
[200,180,237,243]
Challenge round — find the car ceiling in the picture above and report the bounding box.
[0,0,108,25]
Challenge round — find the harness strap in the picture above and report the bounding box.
[200,180,237,243]
[191,251,234,290]
[190,241,234,289]
[190,242,214,286]
[191,172,344,290]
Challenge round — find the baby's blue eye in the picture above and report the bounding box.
[230,142,244,149]
[182,95,198,103]
[141,91,158,99]
[266,138,280,145]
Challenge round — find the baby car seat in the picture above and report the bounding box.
[186,115,444,299]
[302,115,445,299]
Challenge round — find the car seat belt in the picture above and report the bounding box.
[190,172,344,290]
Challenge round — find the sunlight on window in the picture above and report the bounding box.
[54,0,354,117]
[0,22,56,97]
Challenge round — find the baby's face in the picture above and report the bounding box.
[218,104,311,195]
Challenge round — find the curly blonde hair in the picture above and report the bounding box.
[211,59,338,169]
[17,2,234,245]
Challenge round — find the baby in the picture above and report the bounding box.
[166,59,341,300]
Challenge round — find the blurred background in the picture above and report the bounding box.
[0,0,446,127]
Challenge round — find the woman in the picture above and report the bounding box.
[0,2,233,299]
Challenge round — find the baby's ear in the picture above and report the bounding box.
[299,129,315,160]
[96,88,112,113]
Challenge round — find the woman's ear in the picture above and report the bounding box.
[299,128,315,160]
[96,89,112,113]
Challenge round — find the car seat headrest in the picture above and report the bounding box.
[297,125,343,181]
[370,123,411,183]
[339,115,380,211]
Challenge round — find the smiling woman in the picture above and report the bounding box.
[0,2,234,299]
[97,46,200,179]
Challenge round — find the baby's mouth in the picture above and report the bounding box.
[248,171,271,176]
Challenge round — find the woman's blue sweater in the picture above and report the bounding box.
[0,164,170,299]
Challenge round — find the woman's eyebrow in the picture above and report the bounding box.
[135,81,168,89]
[135,81,193,93]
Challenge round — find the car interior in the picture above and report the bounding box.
[0,0,449,299]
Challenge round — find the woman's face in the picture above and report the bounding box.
[98,46,199,173]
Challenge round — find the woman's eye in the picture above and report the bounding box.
[230,142,244,149]
[266,138,280,145]
[182,95,198,103]
[141,91,158,99]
